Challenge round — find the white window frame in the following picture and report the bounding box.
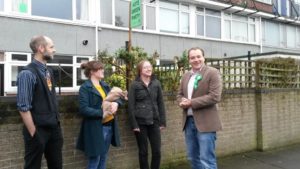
[2,0,95,23]
[4,52,31,94]
[3,52,93,94]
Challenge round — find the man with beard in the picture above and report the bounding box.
[17,35,63,169]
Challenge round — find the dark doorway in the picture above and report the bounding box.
[0,64,3,96]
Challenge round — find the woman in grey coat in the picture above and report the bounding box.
[128,60,166,169]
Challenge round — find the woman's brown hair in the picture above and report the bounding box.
[136,60,152,77]
[80,61,104,78]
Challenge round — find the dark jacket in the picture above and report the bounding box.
[76,80,120,157]
[25,63,59,127]
[128,76,166,129]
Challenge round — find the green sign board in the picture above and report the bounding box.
[19,2,28,13]
[131,0,142,28]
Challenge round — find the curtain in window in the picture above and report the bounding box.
[77,0,89,20]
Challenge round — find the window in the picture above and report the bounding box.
[196,7,204,36]
[205,9,221,39]
[280,24,287,47]
[263,21,280,46]
[76,0,89,21]
[11,66,24,86]
[0,0,4,11]
[11,54,28,61]
[146,5,156,30]
[101,0,113,24]
[76,57,89,86]
[0,52,4,61]
[115,0,129,27]
[31,0,72,20]
[297,28,300,47]
[232,15,248,42]
[180,4,189,34]
[159,1,179,33]
[49,66,73,87]
[287,25,296,48]
[48,55,73,64]
[12,0,28,13]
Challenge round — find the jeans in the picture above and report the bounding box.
[88,125,113,169]
[23,125,63,169]
[184,117,217,169]
[135,123,161,169]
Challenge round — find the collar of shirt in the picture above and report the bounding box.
[32,58,48,76]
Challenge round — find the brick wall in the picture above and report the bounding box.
[257,89,300,150]
[1,89,300,168]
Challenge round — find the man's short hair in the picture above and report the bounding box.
[29,35,48,54]
[187,47,205,59]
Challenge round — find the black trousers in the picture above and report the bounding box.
[22,125,63,169]
[135,123,161,169]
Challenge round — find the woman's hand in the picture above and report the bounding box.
[160,126,165,130]
[110,102,119,114]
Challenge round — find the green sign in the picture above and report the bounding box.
[19,2,28,13]
[131,0,142,28]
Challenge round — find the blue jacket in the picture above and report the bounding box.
[76,80,120,157]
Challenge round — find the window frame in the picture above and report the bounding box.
[3,52,93,94]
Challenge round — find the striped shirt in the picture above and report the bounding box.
[17,59,49,112]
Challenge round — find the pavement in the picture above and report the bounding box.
[173,143,300,169]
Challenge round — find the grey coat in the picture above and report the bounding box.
[128,76,166,129]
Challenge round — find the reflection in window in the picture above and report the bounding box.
[224,20,231,40]
[146,6,156,30]
[280,24,287,47]
[12,0,28,13]
[181,12,189,34]
[11,66,23,86]
[77,68,87,86]
[48,55,73,64]
[101,0,112,24]
[32,0,72,20]
[206,16,221,39]
[49,66,73,87]
[0,0,4,11]
[264,21,280,46]
[196,7,204,36]
[160,2,179,33]
[115,0,129,27]
[76,0,89,20]
[287,26,296,48]
[12,54,28,61]
[297,28,300,47]
[77,58,89,63]
[232,20,247,42]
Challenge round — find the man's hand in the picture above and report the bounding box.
[179,98,192,109]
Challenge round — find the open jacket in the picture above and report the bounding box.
[128,76,166,129]
[76,80,120,157]
[177,65,222,132]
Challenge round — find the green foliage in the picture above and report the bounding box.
[175,50,189,69]
[105,73,126,90]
